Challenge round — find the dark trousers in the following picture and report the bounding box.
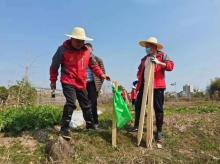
[132,100,136,106]
[61,84,94,130]
[87,81,99,124]
[134,84,165,132]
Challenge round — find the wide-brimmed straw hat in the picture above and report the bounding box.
[65,27,93,41]
[139,37,163,50]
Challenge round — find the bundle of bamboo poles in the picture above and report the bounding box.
[137,57,155,148]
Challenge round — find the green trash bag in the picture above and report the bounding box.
[112,85,133,129]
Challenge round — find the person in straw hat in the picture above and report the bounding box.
[128,37,174,142]
[50,27,110,139]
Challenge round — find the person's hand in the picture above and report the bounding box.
[151,56,161,65]
[102,74,111,81]
[113,81,119,89]
[50,82,56,90]
[105,75,111,81]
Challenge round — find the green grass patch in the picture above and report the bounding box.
[165,105,220,116]
[0,105,62,135]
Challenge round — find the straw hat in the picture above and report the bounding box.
[139,37,163,50]
[65,27,93,41]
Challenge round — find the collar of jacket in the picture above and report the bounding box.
[63,39,87,51]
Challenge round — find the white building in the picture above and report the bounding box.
[182,84,194,98]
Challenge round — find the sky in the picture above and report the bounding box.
[0,0,220,92]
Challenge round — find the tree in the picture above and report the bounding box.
[208,77,220,99]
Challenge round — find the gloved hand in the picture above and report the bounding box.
[151,56,161,65]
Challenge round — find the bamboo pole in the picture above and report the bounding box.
[112,81,118,147]
[146,62,155,148]
[137,57,155,148]
[137,58,151,146]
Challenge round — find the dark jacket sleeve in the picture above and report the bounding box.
[49,46,63,83]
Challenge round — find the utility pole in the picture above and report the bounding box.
[24,65,29,83]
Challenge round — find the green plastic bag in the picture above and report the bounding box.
[112,85,133,128]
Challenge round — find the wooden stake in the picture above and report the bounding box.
[137,57,155,148]
[112,81,118,147]
[146,62,154,148]
[112,108,117,147]
[137,58,151,146]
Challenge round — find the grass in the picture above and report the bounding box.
[0,102,220,163]
[164,105,220,116]
[0,141,46,164]
[0,105,62,135]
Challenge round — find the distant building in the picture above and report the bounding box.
[179,84,194,98]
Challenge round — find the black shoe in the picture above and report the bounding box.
[94,124,104,132]
[86,123,95,130]
[128,127,138,132]
[94,124,99,129]
[60,129,71,140]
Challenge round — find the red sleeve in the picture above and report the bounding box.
[137,60,143,78]
[161,53,174,71]
[136,59,145,91]
[165,61,174,71]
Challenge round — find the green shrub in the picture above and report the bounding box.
[0,86,9,104]
[0,105,62,134]
[8,80,37,106]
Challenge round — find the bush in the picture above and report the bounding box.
[207,77,220,99]
[0,105,62,134]
[0,86,9,104]
[193,91,205,98]
[7,80,37,106]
